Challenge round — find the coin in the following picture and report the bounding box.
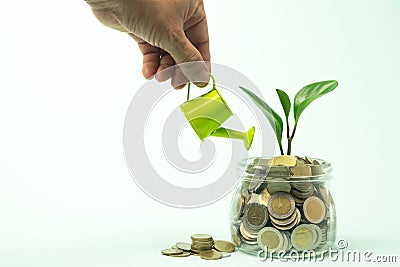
[271,155,297,166]
[278,230,291,251]
[200,249,222,260]
[253,158,271,166]
[312,159,320,165]
[291,224,317,251]
[266,165,292,177]
[296,159,306,166]
[303,196,326,224]
[267,192,295,219]
[241,237,258,245]
[266,178,291,194]
[311,164,324,175]
[244,203,268,230]
[191,234,213,241]
[240,222,258,240]
[259,188,271,206]
[309,224,323,250]
[231,226,242,246]
[214,240,236,253]
[271,208,300,231]
[270,207,299,226]
[176,242,191,251]
[161,248,183,256]
[304,156,313,164]
[290,165,312,177]
[257,227,284,251]
[291,188,314,199]
[170,251,191,257]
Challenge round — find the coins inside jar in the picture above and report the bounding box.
[231,155,333,255]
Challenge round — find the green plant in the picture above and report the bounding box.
[240,80,338,155]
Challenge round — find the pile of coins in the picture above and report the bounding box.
[231,155,335,254]
[161,234,235,260]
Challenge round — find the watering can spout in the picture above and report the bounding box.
[210,126,255,151]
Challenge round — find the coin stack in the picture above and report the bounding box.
[161,234,236,260]
[239,202,268,250]
[231,155,333,254]
[267,192,301,231]
[190,234,214,254]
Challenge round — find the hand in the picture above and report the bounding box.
[85,0,211,88]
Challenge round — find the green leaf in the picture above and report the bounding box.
[293,80,338,124]
[276,89,291,120]
[239,86,284,150]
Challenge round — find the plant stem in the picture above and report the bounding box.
[279,143,284,155]
[285,117,290,155]
[287,123,297,155]
[186,82,191,101]
[286,118,290,139]
[287,138,292,155]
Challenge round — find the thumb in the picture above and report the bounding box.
[162,32,210,87]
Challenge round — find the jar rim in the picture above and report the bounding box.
[237,156,332,182]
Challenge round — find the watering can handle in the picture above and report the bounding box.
[185,74,216,101]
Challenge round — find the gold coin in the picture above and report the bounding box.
[214,240,236,253]
[191,234,213,241]
[309,224,323,250]
[161,248,183,256]
[253,158,271,166]
[303,196,326,224]
[240,222,258,240]
[270,209,300,231]
[267,192,295,219]
[244,203,268,229]
[170,251,191,257]
[290,165,312,177]
[295,158,307,166]
[311,164,324,175]
[176,242,191,251]
[271,155,296,166]
[259,188,271,206]
[257,227,284,250]
[291,224,317,251]
[231,225,242,246]
[304,156,313,164]
[200,249,222,260]
[269,207,298,226]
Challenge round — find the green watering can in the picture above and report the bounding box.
[179,77,255,150]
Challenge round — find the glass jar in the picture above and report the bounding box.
[230,156,336,258]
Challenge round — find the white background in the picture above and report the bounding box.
[1,0,399,266]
